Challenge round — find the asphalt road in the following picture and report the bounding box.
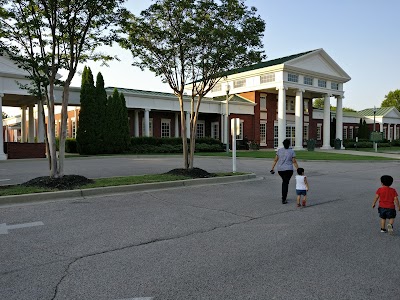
[1,157,400,299]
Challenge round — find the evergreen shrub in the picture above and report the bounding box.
[65,138,78,153]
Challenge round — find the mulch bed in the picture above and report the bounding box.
[19,168,213,190]
[165,167,215,178]
[21,175,94,190]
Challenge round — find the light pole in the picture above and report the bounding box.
[373,106,377,152]
[225,84,230,153]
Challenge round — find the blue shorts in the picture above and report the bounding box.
[296,189,307,196]
[378,207,396,219]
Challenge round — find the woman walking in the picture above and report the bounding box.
[270,139,299,204]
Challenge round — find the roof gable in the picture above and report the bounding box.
[358,107,400,118]
[285,49,351,81]
[0,55,29,77]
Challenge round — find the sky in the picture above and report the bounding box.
[4,0,400,116]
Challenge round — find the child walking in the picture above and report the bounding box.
[295,168,309,207]
[372,175,400,234]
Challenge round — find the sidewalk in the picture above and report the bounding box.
[316,148,400,159]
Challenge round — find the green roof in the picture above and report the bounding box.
[358,107,393,116]
[106,87,177,98]
[220,49,317,77]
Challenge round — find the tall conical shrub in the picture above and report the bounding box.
[76,66,97,154]
[94,72,108,153]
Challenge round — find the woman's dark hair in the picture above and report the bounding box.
[282,139,291,149]
[381,175,393,187]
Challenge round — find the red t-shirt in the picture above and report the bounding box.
[376,186,398,209]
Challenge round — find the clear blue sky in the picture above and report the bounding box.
[6,0,400,116]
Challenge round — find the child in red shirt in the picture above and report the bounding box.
[372,175,400,235]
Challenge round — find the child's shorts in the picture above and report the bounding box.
[378,207,396,219]
[296,189,307,196]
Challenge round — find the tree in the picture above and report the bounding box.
[381,89,400,111]
[2,112,8,119]
[313,98,355,112]
[120,0,265,169]
[104,88,129,153]
[76,66,97,155]
[94,72,108,153]
[0,0,125,178]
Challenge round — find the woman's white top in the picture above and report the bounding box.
[295,175,307,190]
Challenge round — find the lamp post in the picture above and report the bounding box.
[225,84,230,153]
[373,106,377,152]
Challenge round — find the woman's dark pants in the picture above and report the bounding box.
[278,170,294,202]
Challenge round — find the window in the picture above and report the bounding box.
[142,118,153,137]
[383,127,387,139]
[288,73,298,82]
[196,121,205,138]
[317,124,322,140]
[318,79,327,88]
[260,73,275,83]
[303,125,309,142]
[304,99,309,113]
[274,125,278,148]
[286,125,295,147]
[211,83,221,93]
[331,82,339,90]
[260,122,267,145]
[233,79,246,88]
[260,95,267,110]
[55,121,58,137]
[343,126,348,139]
[236,121,244,140]
[71,118,77,138]
[286,97,295,111]
[304,76,313,85]
[211,122,219,140]
[161,119,171,138]
[348,127,353,139]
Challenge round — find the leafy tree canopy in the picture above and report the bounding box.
[381,89,400,111]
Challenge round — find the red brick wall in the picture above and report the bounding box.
[5,142,46,159]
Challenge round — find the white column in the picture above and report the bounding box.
[294,89,304,150]
[221,114,225,143]
[134,110,139,137]
[321,94,332,149]
[28,105,34,142]
[276,86,287,147]
[186,111,191,138]
[144,109,150,137]
[174,112,179,137]
[387,123,392,141]
[0,94,7,159]
[335,95,344,149]
[394,124,397,140]
[21,106,27,143]
[37,101,45,143]
[379,123,383,133]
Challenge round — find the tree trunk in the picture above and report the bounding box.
[39,99,51,170]
[178,94,189,169]
[47,81,58,178]
[188,95,203,169]
[58,82,71,177]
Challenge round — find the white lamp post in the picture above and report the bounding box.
[225,84,230,154]
[373,106,377,152]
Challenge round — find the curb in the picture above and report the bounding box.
[0,173,257,206]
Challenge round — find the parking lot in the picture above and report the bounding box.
[1,156,400,299]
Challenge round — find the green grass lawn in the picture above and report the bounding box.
[196,151,395,160]
[0,172,245,197]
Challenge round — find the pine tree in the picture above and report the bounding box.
[94,72,108,153]
[119,93,131,151]
[76,66,97,154]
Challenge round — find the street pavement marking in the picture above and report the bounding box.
[0,179,10,181]
[0,221,44,234]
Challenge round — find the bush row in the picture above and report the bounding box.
[61,137,224,154]
[343,138,400,148]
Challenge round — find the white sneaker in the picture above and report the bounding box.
[387,224,394,235]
